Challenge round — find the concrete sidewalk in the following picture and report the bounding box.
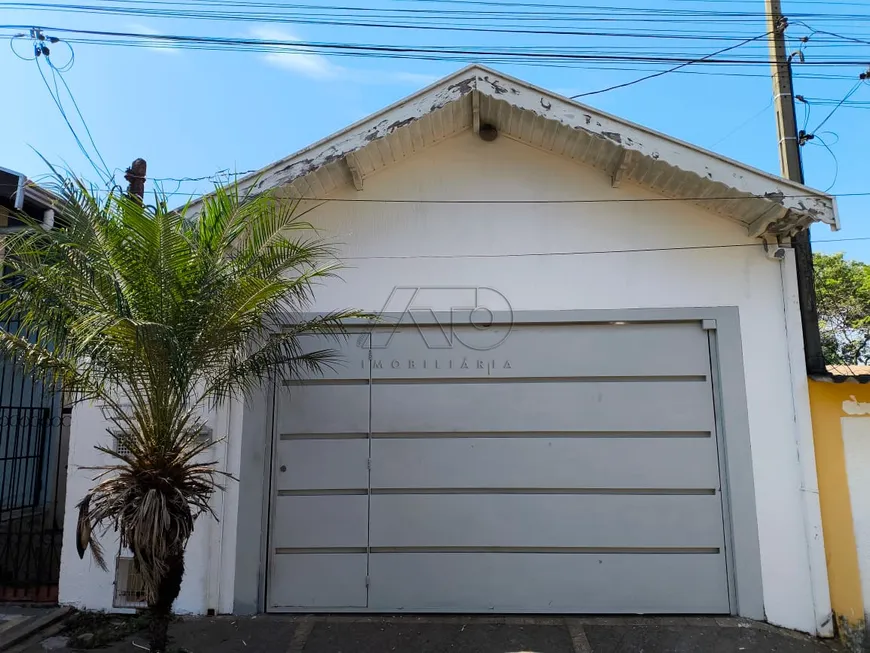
[20,615,846,653]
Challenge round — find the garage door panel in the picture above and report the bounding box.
[293,332,370,381]
[369,494,724,549]
[370,437,719,489]
[371,381,714,433]
[275,439,369,490]
[268,319,732,614]
[275,385,369,435]
[367,553,729,613]
[269,554,367,609]
[371,322,710,379]
[272,495,368,548]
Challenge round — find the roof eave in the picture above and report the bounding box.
[185,64,484,212]
[466,67,836,232]
[185,64,838,233]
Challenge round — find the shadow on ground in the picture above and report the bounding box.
[18,615,847,653]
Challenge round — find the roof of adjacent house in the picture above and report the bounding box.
[819,365,870,384]
[828,365,870,376]
[191,64,837,237]
[0,166,60,231]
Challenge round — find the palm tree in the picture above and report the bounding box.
[0,177,362,652]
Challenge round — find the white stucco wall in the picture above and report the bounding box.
[58,399,225,615]
[58,132,829,633]
[841,416,870,623]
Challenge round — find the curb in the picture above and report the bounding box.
[0,607,73,652]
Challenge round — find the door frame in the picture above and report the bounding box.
[234,307,763,619]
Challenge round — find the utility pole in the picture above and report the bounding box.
[766,0,803,182]
[124,158,147,202]
[765,0,825,374]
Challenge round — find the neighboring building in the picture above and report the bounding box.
[809,368,870,648]
[0,167,68,602]
[58,66,840,635]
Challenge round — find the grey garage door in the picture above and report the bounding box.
[267,319,731,614]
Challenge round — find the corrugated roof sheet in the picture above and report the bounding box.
[812,365,870,384]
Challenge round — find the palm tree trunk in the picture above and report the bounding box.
[148,550,185,653]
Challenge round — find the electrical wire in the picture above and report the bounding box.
[45,54,110,179]
[5,24,870,67]
[156,170,259,183]
[806,133,840,193]
[804,97,870,105]
[815,130,841,146]
[12,0,870,23]
[792,23,870,47]
[339,242,777,260]
[797,95,812,133]
[331,236,870,260]
[808,80,864,134]
[6,2,824,36]
[571,30,770,98]
[6,10,869,201]
[1,13,867,82]
[13,31,111,184]
[708,98,773,148]
[328,236,870,261]
[33,54,111,184]
[9,30,36,60]
[398,0,870,16]
[8,0,870,50]
[46,38,74,71]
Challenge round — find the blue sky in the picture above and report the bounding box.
[1,0,868,259]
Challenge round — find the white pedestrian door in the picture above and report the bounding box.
[267,319,731,614]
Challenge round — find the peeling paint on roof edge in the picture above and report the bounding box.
[185,64,838,235]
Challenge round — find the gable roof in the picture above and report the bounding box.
[208,65,837,237]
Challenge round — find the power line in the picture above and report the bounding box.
[340,242,777,260]
[26,31,111,183]
[45,54,111,180]
[808,80,865,133]
[5,3,822,37]
[4,25,870,66]
[15,0,870,22]
[10,0,870,53]
[119,168,260,183]
[708,99,774,148]
[806,133,839,192]
[571,30,770,98]
[15,36,856,79]
[396,0,870,16]
[2,12,867,81]
[803,96,870,105]
[336,236,870,261]
[792,24,870,47]
[7,0,870,19]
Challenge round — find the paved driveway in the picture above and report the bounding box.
[23,615,846,653]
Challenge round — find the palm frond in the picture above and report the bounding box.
[2,172,360,611]
[76,493,107,571]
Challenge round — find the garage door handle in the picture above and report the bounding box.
[280,465,287,472]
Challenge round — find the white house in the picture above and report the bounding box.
[58,65,840,636]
